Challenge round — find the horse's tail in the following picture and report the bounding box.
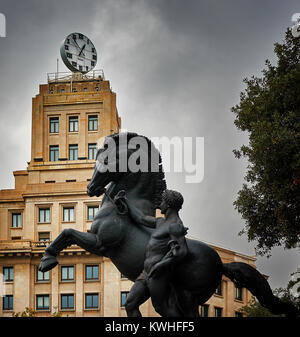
[222,262,299,317]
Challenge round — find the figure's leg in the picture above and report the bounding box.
[125,279,150,317]
[39,229,99,272]
[175,288,199,317]
[148,275,182,317]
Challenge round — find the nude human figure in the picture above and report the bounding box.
[116,189,189,316]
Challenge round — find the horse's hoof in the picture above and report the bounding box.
[38,255,58,272]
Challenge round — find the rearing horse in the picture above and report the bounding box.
[39,132,299,317]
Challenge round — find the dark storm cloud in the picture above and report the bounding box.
[0,0,299,288]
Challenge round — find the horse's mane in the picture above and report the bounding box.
[106,132,167,208]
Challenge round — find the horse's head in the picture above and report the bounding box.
[87,132,166,208]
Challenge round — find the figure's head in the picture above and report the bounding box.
[160,189,184,214]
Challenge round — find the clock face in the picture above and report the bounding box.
[60,32,97,74]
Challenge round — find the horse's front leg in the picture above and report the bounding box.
[39,229,100,272]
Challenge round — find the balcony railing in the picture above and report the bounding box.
[31,241,51,248]
[0,240,31,250]
[0,240,81,252]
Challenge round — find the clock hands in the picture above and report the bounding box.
[72,37,81,50]
[71,38,86,57]
[79,44,86,57]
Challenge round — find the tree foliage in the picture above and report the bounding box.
[12,306,62,317]
[232,28,300,255]
[239,298,283,317]
[12,307,36,317]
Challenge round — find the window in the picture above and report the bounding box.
[12,213,22,228]
[39,208,50,223]
[235,286,243,301]
[200,304,209,317]
[3,295,13,310]
[3,267,13,282]
[215,282,222,296]
[38,232,50,241]
[49,117,59,133]
[61,266,74,281]
[61,294,74,310]
[69,116,78,132]
[85,265,99,281]
[37,267,50,282]
[214,307,222,317]
[120,291,129,307]
[88,144,97,160]
[49,145,59,162]
[36,295,50,311]
[63,207,75,222]
[235,311,243,317]
[87,205,98,221]
[69,144,78,160]
[88,115,98,131]
[85,293,99,309]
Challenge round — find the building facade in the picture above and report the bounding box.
[0,71,255,317]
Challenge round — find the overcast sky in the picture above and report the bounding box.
[0,0,299,289]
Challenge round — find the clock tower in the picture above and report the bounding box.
[29,33,121,182]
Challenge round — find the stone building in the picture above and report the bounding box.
[0,71,255,317]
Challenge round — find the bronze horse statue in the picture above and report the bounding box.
[39,132,299,317]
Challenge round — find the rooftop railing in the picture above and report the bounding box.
[47,69,105,83]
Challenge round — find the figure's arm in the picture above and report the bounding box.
[125,198,158,228]
[168,222,189,261]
